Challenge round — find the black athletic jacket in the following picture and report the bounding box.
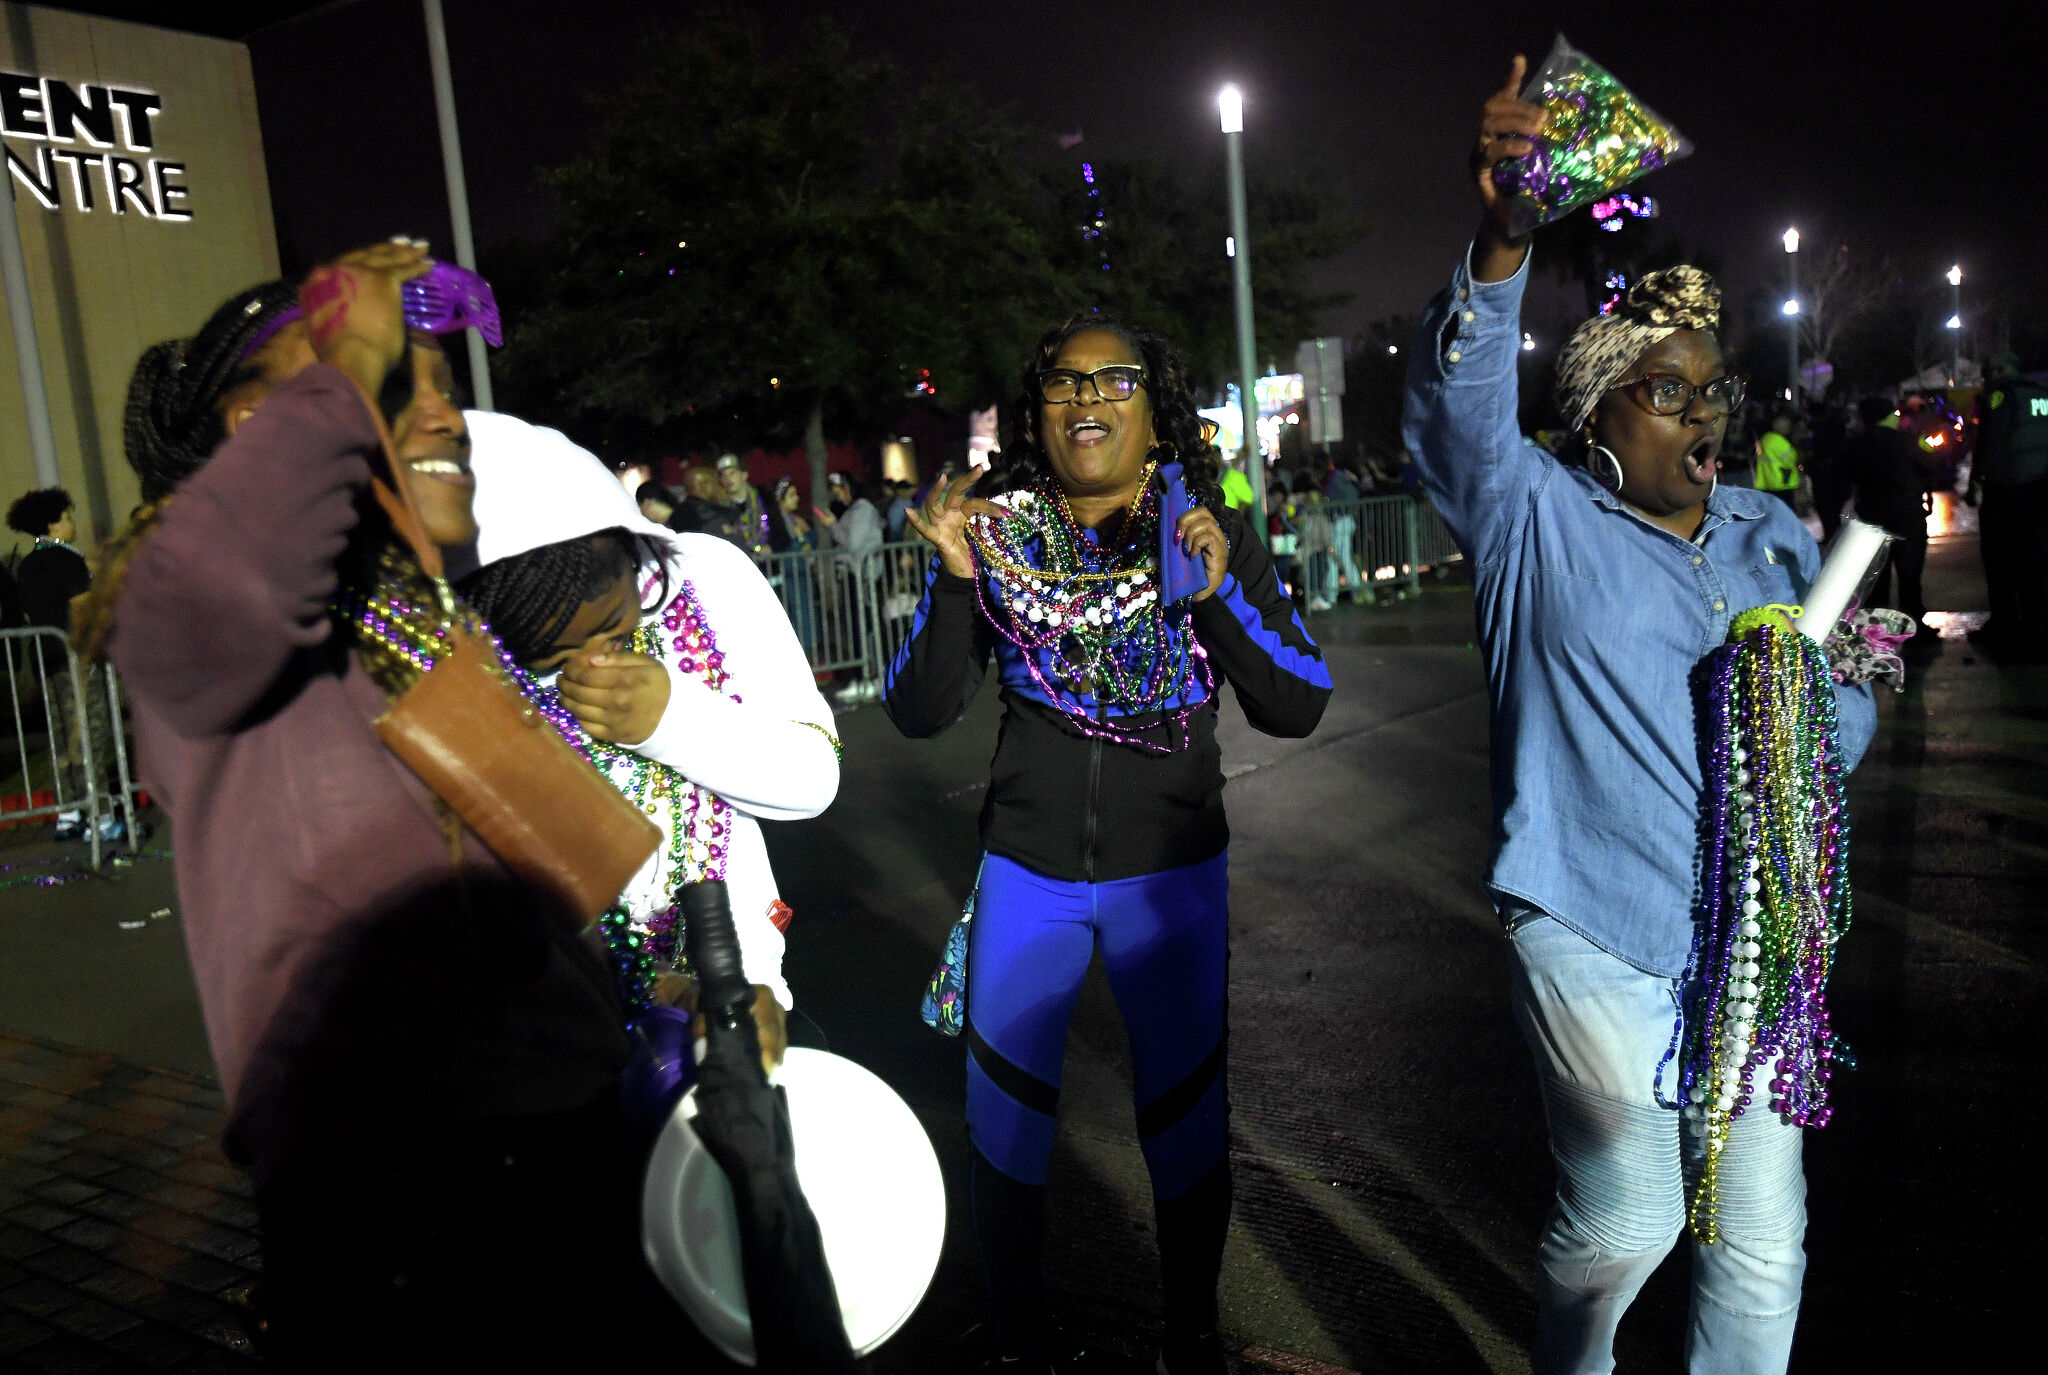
[884,504,1332,883]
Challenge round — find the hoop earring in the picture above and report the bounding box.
[1587,443,1624,495]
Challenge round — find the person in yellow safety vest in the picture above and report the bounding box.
[1219,455,1256,510]
[1755,412,1801,507]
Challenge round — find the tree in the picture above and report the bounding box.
[1792,240,1900,373]
[1341,316,1416,460]
[1060,156,1359,394]
[493,15,1078,499]
[491,15,1361,490]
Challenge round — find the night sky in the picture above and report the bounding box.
[67,2,2039,357]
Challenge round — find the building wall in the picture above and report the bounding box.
[1,3,277,548]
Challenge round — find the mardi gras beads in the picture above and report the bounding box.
[539,581,739,1007]
[965,474,1212,753]
[1673,612,1851,1244]
[1491,35,1693,236]
[341,576,739,1013]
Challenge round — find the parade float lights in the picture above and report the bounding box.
[1597,269,1629,316]
[1589,192,1657,231]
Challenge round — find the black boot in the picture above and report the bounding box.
[970,1145,1051,1366]
[1155,1162,1231,1375]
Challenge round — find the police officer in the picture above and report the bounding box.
[1970,356,2048,663]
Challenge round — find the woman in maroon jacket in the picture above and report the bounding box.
[83,243,667,1367]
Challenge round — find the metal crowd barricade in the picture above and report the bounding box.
[748,538,940,692]
[1315,494,1463,607]
[863,538,939,688]
[748,545,875,679]
[1,627,140,870]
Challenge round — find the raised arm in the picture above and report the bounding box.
[1188,505,1332,738]
[1400,56,1552,568]
[108,366,378,737]
[108,240,433,737]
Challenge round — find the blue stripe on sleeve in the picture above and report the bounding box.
[1214,573,1334,689]
[883,557,945,698]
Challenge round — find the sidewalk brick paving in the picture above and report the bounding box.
[0,1033,262,1374]
[0,1031,1350,1375]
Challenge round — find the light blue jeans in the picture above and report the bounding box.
[1328,512,1360,595]
[1504,907,1807,1375]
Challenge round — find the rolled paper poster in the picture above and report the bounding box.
[1796,518,1892,642]
[1491,34,1693,236]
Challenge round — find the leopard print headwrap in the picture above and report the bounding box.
[1554,266,1723,433]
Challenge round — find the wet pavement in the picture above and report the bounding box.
[2,531,2037,1372]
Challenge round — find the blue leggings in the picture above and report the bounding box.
[965,851,1232,1356]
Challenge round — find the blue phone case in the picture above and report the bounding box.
[1158,463,1208,604]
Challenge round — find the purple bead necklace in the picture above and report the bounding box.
[1673,616,1852,1243]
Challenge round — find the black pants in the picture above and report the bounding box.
[1981,479,2048,657]
[255,1088,722,1370]
[1870,534,1929,624]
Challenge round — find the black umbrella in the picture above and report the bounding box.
[678,880,858,1374]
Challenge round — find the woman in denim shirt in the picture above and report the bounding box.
[1402,60,1878,1375]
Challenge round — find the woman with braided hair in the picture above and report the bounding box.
[885,315,1331,1375]
[89,243,675,1367]
[1399,59,1880,1374]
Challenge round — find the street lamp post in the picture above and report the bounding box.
[1220,84,1266,544]
[423,0,494,411]
[0,163,59,487]
[1946,264,1963,386]
[1783,228,1800,401]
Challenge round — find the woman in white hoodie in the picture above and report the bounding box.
[457,411,840,1037]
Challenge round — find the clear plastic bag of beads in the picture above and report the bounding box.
[1491,34,1693,237]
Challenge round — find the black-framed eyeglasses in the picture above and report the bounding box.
[1610,372,1747,417]
[1037,364,1145,404]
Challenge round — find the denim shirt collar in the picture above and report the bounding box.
[1585,478,1774,542]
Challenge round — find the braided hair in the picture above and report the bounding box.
[982,313,1224,510]
[124,280,300,503]
[74,281,301,661]
[457,526,676,669]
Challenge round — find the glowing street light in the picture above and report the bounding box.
[1218,84,1244,134]
[1946,264,1963,384]
[1219,82,1264,539]
[1782,228,1800,397]
[1521,332,1537,352]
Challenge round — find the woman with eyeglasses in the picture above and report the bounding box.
[885,316,1331,1374]
[1403,59,1878,1375]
